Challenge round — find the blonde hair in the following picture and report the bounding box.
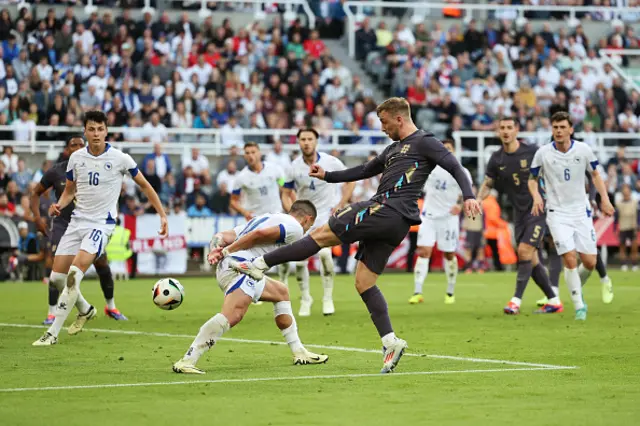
[376,97,411,118]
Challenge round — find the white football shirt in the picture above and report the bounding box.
[284,152,346,220]
[232,161,285,215]
[231,213,303,260]
[66,143,138,226]
[422,165,472,218]
[531,140,599,217]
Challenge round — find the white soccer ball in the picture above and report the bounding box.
[152,278,185,310]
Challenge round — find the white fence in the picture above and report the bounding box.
[343,1,640,58]
[4,126,640,177]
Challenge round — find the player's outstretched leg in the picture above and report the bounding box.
[318,247,335,315]
[295,261,313,316]
[262,277,328,365]
[443,252,458,304]
[410,246,430,305]
[355,261,407,374]
[230,224,335,279]
[595,252,614,304]
[95,256,128,320]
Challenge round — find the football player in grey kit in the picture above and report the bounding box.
[225,98,482,374]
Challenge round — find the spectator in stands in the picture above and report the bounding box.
[143,111,168,143]
[187,193,213,217]
[11,157,31,193]
[265,139,290,170]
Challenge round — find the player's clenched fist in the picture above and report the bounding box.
[309,164,326,180]
[48,203,61,217]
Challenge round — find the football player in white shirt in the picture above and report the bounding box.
[282,128,355,316]
[529,112,614,321]
[230,142,285,220]
[33,111,168,346]
[230,142,287,300]
[409,140,471,305]
[172,200,328,374]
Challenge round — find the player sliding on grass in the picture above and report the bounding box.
[172,200,329,375]
[33,111,168,346]
[477,117,562,315]
[229,97,482,374]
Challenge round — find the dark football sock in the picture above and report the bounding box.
[96,264,115,300]
[531,263,557,299]
[514,260,533,299]
[263,235,321,267]
[360,286,394,338]
[596,253,607,279]
[548,249,562,289]
[48,283,59,306]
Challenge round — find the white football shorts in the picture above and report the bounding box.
[216,256,266,303]
[417,214,460,253]
[55,220,112,257]
[546,210,597,256]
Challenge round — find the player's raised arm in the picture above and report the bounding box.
[419,137,480,217]
[223,226,283,255]
[133,171,168,237]
[316,151,386,183]
[528,152,544,216]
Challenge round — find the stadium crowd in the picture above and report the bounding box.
[356,11,640,146]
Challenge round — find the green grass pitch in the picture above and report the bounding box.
[1,270,639,426]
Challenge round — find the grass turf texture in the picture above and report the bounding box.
[1,271,639,426]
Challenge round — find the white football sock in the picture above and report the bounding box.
[278,263,290,287]
[183,313,230,364]
[549,296,561,305]
[254,256,268,270]
[413,257,430,294]
[578,263,593,287]
[106,298,116,310]
[444,256,458,295]
[564,267,585,310]
[48,305,56,315]
[296,262,311,301]
[47,267,83,337]
[274,301,304,353]
[381,332,397,348]
[318,247,334,301]
[510,297,522,307]
[552,286,560,297]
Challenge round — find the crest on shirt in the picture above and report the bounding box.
[520,159,527,168]
[400,144,410,154]
[104,162,113,171]
[574,158,581,163]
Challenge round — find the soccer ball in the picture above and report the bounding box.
[152,278,185,310]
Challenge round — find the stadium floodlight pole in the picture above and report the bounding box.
[343,1,640,58]
[598,49,640,94]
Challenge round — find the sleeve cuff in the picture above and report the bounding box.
[590,160,599,170]
[530,166,541,177]
[283,181,295,189]
[128,167,139,177]
[66,170,74,181]
[276,224,286,244]
[232,189,241,195]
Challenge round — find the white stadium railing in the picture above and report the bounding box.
[453,131,640,181]
[4,126,640,177]
[343,1,640,58]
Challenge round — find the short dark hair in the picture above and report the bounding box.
[551,111,573,126]
[83,110,108,127]
[289,199,317,219]
[442,139,455,147]
[244,141,259,150]
[65,134,84,147]
[497,116,518,125]
[296,128,319,139]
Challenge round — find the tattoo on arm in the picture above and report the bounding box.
[477,176,494,200]
[529,173,538,181]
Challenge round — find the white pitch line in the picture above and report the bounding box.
[0,367,576,394]
[0,323,577,370]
